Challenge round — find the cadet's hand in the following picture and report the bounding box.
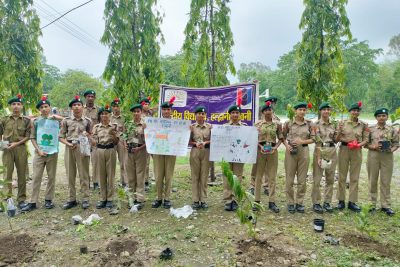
[7,142,18,149]
[82,131,89,137]
[286,144,293,152]
[68,143,77,149]
[132,147,141,153]
[38,150,47,157]
[197,142,204,149]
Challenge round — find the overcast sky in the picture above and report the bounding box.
[35,0,400,79]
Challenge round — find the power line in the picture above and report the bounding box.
[40,0,95,30]
[39,0,98,42]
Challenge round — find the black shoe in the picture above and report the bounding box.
[348,202,361,213]
[313,203,324,214]
[63,200,78,210]
[96,201,107,209]
[152,199,162,208]
[248,187,255,195]
[381,207,395,216]
[134,201,144,210]
[192,202,201,210]
[21,203,37,212]
[268,202,280,213]
[82,201,90,209]
[18,201,28,209]
[231,200,238,211]
[296,204,305,213]
[200,202,208,209]
[336,201,345,210]
[93,182,99,190]
[106,201,113,209]
[288,204,296,214]
[224,202,233,211]
[323,202,333,213]
[163,200,172,209]
[252,201,261,212]
[44,200,54,209]
[263,187,269,196]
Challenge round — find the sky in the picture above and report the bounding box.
[35,0,400,79]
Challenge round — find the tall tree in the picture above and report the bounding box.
[0,0,43,107]
[297,0,352,111]
[101,0,163,107]
[41,57,62,94]
[182,0,235,87]
[388,33,400,58]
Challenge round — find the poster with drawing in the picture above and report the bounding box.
[144,117,191,156]
[210,125,258,164]
[36,118,60,154]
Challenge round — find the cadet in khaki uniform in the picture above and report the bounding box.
[283,101,314,214]
[0,94,31,208]
[110,98,127,187]
[152,97,177,209]
[336,102,368,212]
[91,106,119,209]
[83,89,100,190]
[366,108,399,216]
[125,103,147,210]
[223,104,248,211]
[253,101,283,213]
[22,96,61,212]
[311,102,337,214]
[250,96,280,196]
[59,95,92,210]
[189,106,212,210]
[140,97,153,191]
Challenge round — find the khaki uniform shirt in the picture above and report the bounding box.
[125,119,145,145]
[59,116,92,141]
[111,114,124,134]
[283,119,315,142]
[368,124,399,148]
[338,119,369,143]
[190,122,212,143]
[92,123,119,145]
[255,120,283,143]
[141,109,153,118]
[314,119,337,145]
[0,115,31,142]
[83,105,99,126]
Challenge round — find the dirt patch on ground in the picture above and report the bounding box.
[342,234,400,261]
[91,235,153,267]
[235,233,309,266]
[0,233,36,266]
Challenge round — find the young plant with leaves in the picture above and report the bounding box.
[355,204,378,239]
[297,0,352,112]
[221,161,262,239]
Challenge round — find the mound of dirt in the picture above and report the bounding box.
[92,235,152,267]
[236,234,309,266]
[0,233,36,265]
[342,234,400,261]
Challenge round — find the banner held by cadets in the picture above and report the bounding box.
[158,82,259,126]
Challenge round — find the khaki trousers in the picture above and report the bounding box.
[311,147,337,204]
[125,148,147,202]
[115,141,127,184]
[367,150,393,208]
[97,148,116,201]
[30,152,58,204]
[2,144,28,202]
[91,147,98,183]
[284,146,309,205]
[65,144,90,201]
[250,163,268,188]
[153,154,176,200]
[223,162,244,204]
[145,152,150,183]
[337,146,362,203]
[190,148,210,202]
[255,149,278,202]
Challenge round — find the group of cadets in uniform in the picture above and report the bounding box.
[0,91,398,217]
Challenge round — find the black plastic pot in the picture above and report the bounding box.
[313,218,325,232]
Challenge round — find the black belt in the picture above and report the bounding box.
[259,142,276,147]
[97,143,115,149]
[67,140,79,144]
[127,143,143,148]
[193,143,210,149]
[302,144,308,147]
[321,142,335,147]
[341,142,348,146]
